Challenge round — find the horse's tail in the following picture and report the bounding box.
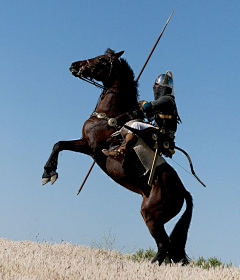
[169,189,193,265]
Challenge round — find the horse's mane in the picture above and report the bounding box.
[119,58,138,95]
[119,58,140,111]
[105,49,139,111]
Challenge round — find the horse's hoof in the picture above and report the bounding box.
[42,177,51,186]
[51,172,58,185]
[151,249,167,266]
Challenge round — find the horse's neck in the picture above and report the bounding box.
[95,90,123,116]
[95,76,137,116]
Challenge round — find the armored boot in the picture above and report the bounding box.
[102,133,137,158]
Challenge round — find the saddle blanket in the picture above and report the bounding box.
[133,137,165,175]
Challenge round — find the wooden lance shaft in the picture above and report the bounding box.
[135,10,174,82]
[77,160,96,195]
[77,11,174,195]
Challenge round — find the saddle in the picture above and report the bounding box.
[106,122,175,179]
[124,125,176,158]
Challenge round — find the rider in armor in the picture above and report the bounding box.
[140,70,181,157]
[102,70,181,159]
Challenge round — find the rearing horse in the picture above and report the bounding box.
[42,48,193,265]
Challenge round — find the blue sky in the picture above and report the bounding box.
[1,0,240,266]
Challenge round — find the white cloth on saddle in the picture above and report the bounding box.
[129,121,154,132]
[115,119,154,137]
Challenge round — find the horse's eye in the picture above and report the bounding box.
[99,57,108,63]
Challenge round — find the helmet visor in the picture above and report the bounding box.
[155,74,173,88]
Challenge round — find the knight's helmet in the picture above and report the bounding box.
[154,70,174,95]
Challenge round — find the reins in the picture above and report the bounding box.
[78,56,115,91]
[79,76,106,90]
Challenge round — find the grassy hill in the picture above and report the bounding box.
[0,238,239,279]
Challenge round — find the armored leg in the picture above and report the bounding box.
[102,133,137,159]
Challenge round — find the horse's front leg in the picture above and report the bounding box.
[42,138,91,185]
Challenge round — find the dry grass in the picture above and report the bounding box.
[0,238,239,280]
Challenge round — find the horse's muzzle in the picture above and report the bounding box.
[69,63,80,77]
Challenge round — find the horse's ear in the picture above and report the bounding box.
[115,50,124,58]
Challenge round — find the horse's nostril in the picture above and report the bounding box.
[69,66,78,76]
[71,62,77,68]
[69,62,80,74]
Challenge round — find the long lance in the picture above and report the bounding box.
[135,10,174,82]
[77,11,174,195]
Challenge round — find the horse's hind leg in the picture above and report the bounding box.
[140,182,170,265]
[150,225,170,265]
[141,205,170,265]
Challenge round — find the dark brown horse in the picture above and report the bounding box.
[42,48,193,265]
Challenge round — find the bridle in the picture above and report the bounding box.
[78,76,106,90]
[76,55,115,91]
[76,54,140,130]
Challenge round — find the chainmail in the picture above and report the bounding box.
[151,85,179,132]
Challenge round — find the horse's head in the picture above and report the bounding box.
[70,48,139,113]
[69,49,124,85]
